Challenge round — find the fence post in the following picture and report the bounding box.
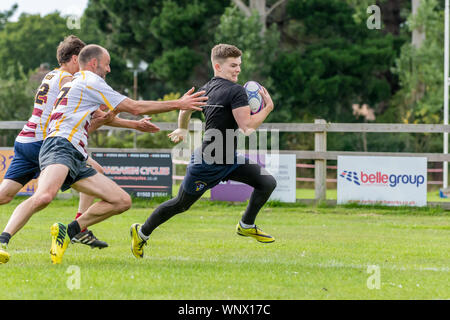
[315,119,327,202]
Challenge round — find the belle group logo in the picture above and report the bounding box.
[339,170,360,185]
[339,170,425,188]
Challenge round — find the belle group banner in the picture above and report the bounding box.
[337,156,427,207]
[91,152,172,198]
[0,149,37,195]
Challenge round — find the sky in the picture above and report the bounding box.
[0,0,88,21]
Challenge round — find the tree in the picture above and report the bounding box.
[393,0,443,125]
[269,0,396,124]
[390,0,444,152]
[0,3,17,31]
[214,5,280,84]
[232,0,287,35]
[0,13,68,79]
[0,66,37,145]
[80,0,230,98]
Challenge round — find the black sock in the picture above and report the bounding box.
[67,221,81,239]
[0,232,11,245]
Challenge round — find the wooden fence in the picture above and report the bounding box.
[2,119,450,208]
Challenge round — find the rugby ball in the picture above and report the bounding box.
[244,81,264,115]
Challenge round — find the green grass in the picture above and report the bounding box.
[0,196,449,300]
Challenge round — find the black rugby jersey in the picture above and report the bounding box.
[199,77,248,164]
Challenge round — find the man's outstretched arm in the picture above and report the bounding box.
[89,109,160,133]
[115,87,207,116]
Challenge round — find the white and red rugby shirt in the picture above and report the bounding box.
[46,70,127,159]
[16,69,73,143]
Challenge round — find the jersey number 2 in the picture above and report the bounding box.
[34,83,50,105]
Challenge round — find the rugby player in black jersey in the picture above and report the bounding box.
[130,44,277,258]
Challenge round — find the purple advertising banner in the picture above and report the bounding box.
[210,154,265,202]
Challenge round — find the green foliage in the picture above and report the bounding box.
[0,13,68,78]
[344,0,387,25]
[392,0,444,125]
[0,3,17,31]
[150,0,207,48]
[269,0,396,126]
[81,0,230,98]
[0,66,35,121]
[150,47,202,89]
[389,0,444,153]
[214,5,280,84]
[0,66,36,145]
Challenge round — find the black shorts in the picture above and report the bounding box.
[181,149,247,195]
[39,137,97,191]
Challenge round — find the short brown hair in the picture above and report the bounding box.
[211,44,242,64]
[56,35,86,65]
[78,44,106,67]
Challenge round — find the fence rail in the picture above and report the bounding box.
[3,121,450,133]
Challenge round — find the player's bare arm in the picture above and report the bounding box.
[168,87,207,143]
[232,86,274,136]
[89,109,160,133]
[114,88,207,116]
[107,116,160,133]
[168,110,192,143]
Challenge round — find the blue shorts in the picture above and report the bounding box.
[181,149,247,195]
[4,140,43,186]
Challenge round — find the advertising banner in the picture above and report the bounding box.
[0,149,37,195]
[210,154,296,203]
[337,156,427,206]
[266,154,296,203]
[91,152,172,198]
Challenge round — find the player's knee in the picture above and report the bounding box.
[0,193,13,205]
[114,193,132,213]
[264,175,277,193]
[32,192,55,209]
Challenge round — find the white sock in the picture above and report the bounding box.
[138,228,149,241]
[239,221,255,229]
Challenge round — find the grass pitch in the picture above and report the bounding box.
[0,196,448,300]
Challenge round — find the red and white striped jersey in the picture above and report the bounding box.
[16,68,72,143]
[46,70,127,159]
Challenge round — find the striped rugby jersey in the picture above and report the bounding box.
[16,69,72,143]
[46,70,127,159]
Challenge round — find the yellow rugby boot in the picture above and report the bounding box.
[236,223,275,243]
[0,243,10,264]
[130,223,147,258]
[50,223,70,264]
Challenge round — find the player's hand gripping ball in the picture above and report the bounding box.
[244,81,264,115]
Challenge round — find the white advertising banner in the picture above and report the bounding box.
[266,154,296,203]
[337,156,427,207]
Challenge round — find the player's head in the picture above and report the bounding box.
[78,44,111,79]
[56,35,86,74]
[211,44,242,83]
